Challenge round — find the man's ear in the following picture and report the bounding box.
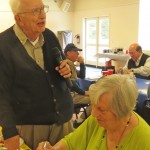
[66,51,70,56]
[15,15,24,26]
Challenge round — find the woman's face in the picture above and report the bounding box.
[92,92,117,129]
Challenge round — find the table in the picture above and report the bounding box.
[78,77,150,117]
[136,78,150,117]
[95,53,130,72]
[95,53,129,61]
[136,78,150,94]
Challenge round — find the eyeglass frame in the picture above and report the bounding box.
[17,5,49,16]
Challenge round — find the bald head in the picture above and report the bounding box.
[129,43,142,52]
[128,43,142,61]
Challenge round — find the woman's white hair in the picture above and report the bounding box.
[9,0,21,15]
[89,74,138,119]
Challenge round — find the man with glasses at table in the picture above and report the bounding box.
[0,0,74,150]
[118,43,150,79]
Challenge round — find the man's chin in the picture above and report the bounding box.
[38,27,46,33]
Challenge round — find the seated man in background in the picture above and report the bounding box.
[37,74,150,150]
[64,43,91,128]
[118,43,150,79]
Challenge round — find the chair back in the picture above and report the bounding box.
[147,83,150,99]
[142,83,150,125]
[77,78,93,91]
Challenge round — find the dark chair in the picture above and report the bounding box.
[74,103,90,119]
[77,78,93,91]
[142,83,150,125]
[147,83,150,99]
[73,79,93,119]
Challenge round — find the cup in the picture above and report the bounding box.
[102,71,109,76]
[107,69,114,75]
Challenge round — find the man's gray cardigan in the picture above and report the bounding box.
[0,26,73,139]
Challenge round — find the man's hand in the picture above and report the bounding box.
[77,56,84,64]
[124,69,132,74]
[55,60,71,78]
[85,91,89,96]
[4,135,20,150]
[117,67,123,74]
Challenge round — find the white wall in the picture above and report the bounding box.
[73,0,139,50]
[1,0,146,55]
[0,0,74,36]
[46,11,73,34]
[0,0,14,32]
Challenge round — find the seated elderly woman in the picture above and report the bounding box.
[37,74,150,150]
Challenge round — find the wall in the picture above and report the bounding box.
[73,0,139,51]
[1,0,148,56]
[0,0,14,32]
[0,0,74,36]
[44,0,74,34]
[0,0,139,48]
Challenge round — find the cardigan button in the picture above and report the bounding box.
[56,111,60,115]
[51,84,54,88]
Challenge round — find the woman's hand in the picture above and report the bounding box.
[36,141,52,150]
[77,56,84,64]
[36,140,67,150]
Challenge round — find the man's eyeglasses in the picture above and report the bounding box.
[18,5,49,16]
[129,51,136,55]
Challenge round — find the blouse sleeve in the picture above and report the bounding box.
[61,115,101,150]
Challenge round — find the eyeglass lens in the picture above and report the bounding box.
[33,5,49,16]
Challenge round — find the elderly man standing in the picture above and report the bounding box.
[0,0,74,150]
[118,43,150,79]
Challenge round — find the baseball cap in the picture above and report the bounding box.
[64,43,82,54]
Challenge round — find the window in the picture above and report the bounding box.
[84,17,110,66]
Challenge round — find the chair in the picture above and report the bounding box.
[147,83,150,99]
[74,103,90,119]
[77,78,93,91]
[142,83,150,125]
[73,79,92,120]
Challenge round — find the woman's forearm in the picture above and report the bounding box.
[36,140,68,150]
[52,140,68,150]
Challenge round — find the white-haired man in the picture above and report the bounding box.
[0,0,74,149]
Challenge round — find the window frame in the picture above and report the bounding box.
[83,16,110,66]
